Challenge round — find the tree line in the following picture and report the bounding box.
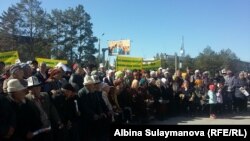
[0,0,97,66]
[155,46,250,75]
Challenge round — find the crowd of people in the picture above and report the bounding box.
[0,60,250,141]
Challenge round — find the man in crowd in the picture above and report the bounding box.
[0,94,15,141]
[224,70,236,113]
[31,60,39,75]
[35,62,48,92]
[69,64,84,92]
[103,70,114,86]
[53,83,81,141]
[78,75,109,141]
[26,76,62,141]
[7,79,43,141]
[3,64,27,94]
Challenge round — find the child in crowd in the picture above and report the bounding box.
[216,83,224,115]
[208,84,217,119]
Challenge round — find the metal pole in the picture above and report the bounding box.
[98,33,105,63]
[102,48,108,66]
[102,49,105,65]
[98,38,100,62]
[175,53,177,72]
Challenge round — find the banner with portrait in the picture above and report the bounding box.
[108,40,130,56]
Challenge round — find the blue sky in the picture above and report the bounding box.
[1,0,250,62]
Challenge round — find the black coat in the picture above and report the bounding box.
[117,88,133,108]
[148,85,162,101]
[8,98,42,141]
[35,71,48,81]
[103,77,114,86]
[53,95,80,125]
[78,88,109,121]
[35,72,48,92]
[0,95,15,140]
[25,93,61,128]
[69,74,84,92]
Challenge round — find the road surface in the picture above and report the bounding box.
[150,113,250,125]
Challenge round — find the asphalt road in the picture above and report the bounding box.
[150,102,250,125]
[150,113,250,125]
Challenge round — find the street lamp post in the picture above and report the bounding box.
[179,48,184,69]
[175,52,178,71]
[98,33,105,63]
[179,36,185,70]
[102,48,109,65]
[98,38,100,61]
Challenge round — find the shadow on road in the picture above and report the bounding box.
[146,104,250,125]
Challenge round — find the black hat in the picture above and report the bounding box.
[62,83,75,92]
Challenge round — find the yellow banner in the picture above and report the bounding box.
[0,51,19,65]
[36,57,67,68]
[116,55,142,71]
[142,60,161,70]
